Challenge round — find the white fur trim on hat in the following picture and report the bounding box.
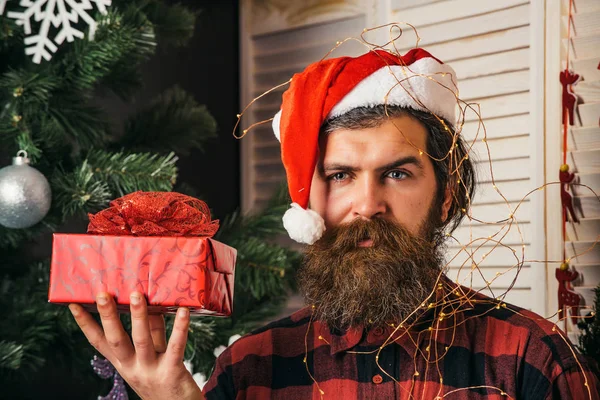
[272,110,282,142]
[282,203,325,245]
[327,58,458,125]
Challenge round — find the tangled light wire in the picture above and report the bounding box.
[233,22,599,400]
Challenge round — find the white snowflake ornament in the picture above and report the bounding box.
[2,0,112,63]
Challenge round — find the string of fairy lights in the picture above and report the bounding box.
[233,22,599,400]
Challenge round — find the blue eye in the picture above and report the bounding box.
[330,172,348,181]
[387,170,408,180]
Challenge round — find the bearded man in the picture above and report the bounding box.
[70,48,599,399]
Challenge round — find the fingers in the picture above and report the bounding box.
[148,314,167,353]
[69,304,116,363]
[129,292,156,364]
[165,307,190,366]
[96,293,135,364]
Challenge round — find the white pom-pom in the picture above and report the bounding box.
[272,110,282,142]
[282,203,326,245]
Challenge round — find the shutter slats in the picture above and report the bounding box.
[447,265,531,290]
[471,135,529,161]
[451,48,530,80]
[390,0,536,310]
[567,149,600,173]
[578,102,600,126]
[475,158,530,182]
[447,245,527,268]
[475,180,532,204]
[393,4,530,50]
[575,173,600,193]
[451,222,532,247]
[565,0,600,316]
[391,0,527,28]
[462,114,529,141]
[464,92,530,122]
[469,201,531,224]
[244,12,367,212]
[569,126,600,150]
[460,70,529,101]
[567,241,600,264]
[422,26,530,63]
[567,218,600,241]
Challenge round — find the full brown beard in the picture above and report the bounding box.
[297,215,444,331]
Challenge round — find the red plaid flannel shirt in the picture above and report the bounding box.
[203,280,600,399]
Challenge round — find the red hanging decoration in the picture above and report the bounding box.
[556,0,583,331]
[556,263,583,326]
[559,164,579,224]
[559,69,581,127]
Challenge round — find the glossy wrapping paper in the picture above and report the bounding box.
[48,234,236,316]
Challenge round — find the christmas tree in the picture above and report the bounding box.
[0,1,298,398]
[578,284,600,375]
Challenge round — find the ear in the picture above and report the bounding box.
[441,185,453,223]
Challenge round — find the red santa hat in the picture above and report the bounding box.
[272,48,458,244]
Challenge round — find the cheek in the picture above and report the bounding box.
[388,188,435,234]
[309,179,353,227]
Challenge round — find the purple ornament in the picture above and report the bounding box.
[91,355,129,400]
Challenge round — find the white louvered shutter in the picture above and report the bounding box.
[561,0,600,329]
[240,2,367,213]
[387,0,546,314]
[240,0,547,314]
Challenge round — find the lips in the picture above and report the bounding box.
[358,238,374,247]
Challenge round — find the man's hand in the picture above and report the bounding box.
[69,292,204,400]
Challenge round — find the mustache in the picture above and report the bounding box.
[310,217,429,255]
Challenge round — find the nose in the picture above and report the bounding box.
[352,177,386,220]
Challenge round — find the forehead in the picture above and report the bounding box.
[318,115,429,160]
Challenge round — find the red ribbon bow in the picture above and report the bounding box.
[87,191,219,237]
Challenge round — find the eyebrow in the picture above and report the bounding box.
[320,155,425,174]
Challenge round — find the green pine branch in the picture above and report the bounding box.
[46,93,110,151]
[52,150,179,216]
[57,7,156,95]
[142,1,197,48]
[216,183,291,242]
[52,160,113,217]
[578,284,600,364]
[233,237,299,302]
[0,262,79,371]
[86,149,178,196]
[0,69,59,111]
[0,342,24,370]
[0,216,58,250]
[119,85,217,156]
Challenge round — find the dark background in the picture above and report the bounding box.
[112,0,241,219]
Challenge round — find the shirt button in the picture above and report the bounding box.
[372,374,383,384]
[372,327,384,336]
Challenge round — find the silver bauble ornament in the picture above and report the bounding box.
[0,150,52,229]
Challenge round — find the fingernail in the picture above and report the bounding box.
[178,308,189,318]
[130,292,141,305]
[96,294,108,305]
[68,304,79,316]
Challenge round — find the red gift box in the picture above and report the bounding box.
[47,191,237,316]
